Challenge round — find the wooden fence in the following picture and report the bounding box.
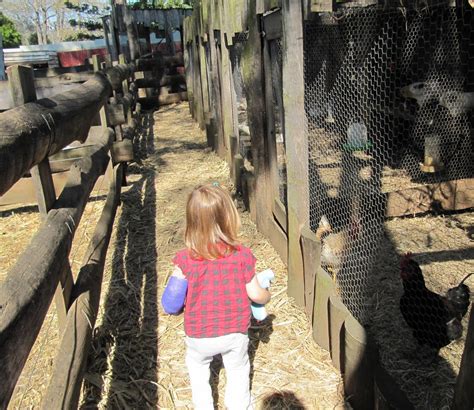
[0,46,164,407]
[183,1,474,409]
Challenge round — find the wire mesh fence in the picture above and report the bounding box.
[304,5,474,405]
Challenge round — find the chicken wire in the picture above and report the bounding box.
[304,2,474,334]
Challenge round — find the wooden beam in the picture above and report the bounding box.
[242,2,272,236]
[7,65,37,106]
[300,227,319,319]
[282,0,309,306]
[263,37,281,204]
[41,164,122,410]
[0,128,113,408]
[385,178,474,217]
[92,55,109,129]
[0,73,112,196]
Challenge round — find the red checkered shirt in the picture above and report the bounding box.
[172,245,256,338]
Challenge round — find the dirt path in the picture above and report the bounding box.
[81,103,345,409]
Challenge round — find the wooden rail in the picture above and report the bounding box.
[0,42,154,406]
[0,127,113,406]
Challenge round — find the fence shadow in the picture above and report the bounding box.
[81,112,158,408]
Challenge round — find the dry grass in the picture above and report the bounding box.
[369,212,474,410]
[79,103,346,409]
[1,196,108,408]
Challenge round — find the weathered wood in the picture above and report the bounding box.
[263,36,281,204]
[106,102,127,126]
[263,9,282,41]
[282,0,309,306]
[7,65,57,218]
[242,0,271,237]
[0,73,113,196]
[208,28,226,159]
[313,267,335,350]
[41,164,122,410]
[135,74,185,89]
[453,303,474,410]
[30,161,56,216]
[343,315,374,410]
[329,294,349,371]
[111,140,134,164]
[300,227,320,320]
[0,161,113,211]
[92,55,109,129]
[0,128,113,408]
[104,63,135,91]
[7,65,37,106]
[272,198,287,233]
[385,178,474,217]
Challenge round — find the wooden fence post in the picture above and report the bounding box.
[92,55,109,130]
[7,65,73,329]
[453,303,474,410]
[282,0,309,306]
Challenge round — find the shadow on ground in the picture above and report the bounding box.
[81,112,159,408]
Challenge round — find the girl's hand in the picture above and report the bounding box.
[172,265,185,279]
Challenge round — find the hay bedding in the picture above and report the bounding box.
[81,103,345,409]
[0,104,344,409]
[369,212,474,410]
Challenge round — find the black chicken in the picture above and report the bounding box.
[399,253,472,351]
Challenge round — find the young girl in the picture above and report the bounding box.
[169,183,270,410]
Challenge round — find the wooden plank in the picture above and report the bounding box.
[453,303,474,410]
[282,0,309,306]
[0,128,113,408]
[92,55,109,130]
[343,315,375,409]
[263,9,282,41]
[385,178,474,217]
[41,164,122,410]
[30,161,56,216]
[7,65,37,106]
[263,36,280,205]
[241,0,272,237]
[300,227,320,319]
[272,198,287,233]
[313,267,335,351]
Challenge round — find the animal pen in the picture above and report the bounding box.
[184,0,474,409]
[0,5,188,408]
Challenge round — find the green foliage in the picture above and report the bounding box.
[64,2,110,34]
[129,0,193,10]
[63,31,102,41]
[0,12,22,48]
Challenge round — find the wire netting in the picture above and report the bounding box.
[304,4,474,405]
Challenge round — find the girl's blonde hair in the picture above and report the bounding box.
[185,184,241,260]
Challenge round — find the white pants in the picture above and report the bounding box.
[185,333,252,410]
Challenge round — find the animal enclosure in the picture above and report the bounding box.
[184,1,474,409]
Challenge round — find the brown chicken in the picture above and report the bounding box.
[399,253,471,351]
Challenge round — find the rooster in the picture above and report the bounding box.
[399,253,472,351]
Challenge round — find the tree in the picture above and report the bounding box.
[0,12,22,48]
[2,0,109,45]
